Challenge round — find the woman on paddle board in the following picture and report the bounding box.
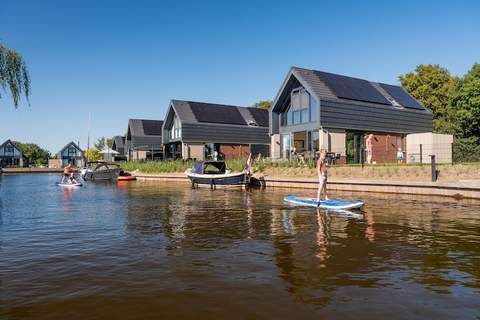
[316,149,329,202]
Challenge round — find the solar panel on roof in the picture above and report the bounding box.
[378,83,425,110]
[247,108,269,127]
[142,120,162,136]
[189,102,246,125]
[314,71,391,105]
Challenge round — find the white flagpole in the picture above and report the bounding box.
[87,112,91,164]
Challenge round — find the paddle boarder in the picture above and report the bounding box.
[316,149,329,202]
[61,162,74,184]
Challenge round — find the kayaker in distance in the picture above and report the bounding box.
[316,149,329,202]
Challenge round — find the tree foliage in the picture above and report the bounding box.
[0,43,31,108]
[13,142,50,165]
[401,63,480,162]
[449,63,480,139]
[399,64,456,132]
[253,100,272,110]
[85,149,102,161]
[94,136,113,151]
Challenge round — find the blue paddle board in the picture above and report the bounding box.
[284,195,364,210]
[57,182,83,188]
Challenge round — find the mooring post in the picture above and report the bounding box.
[451,142,454,165]
[431,154,437,182]
[420,144,423,164]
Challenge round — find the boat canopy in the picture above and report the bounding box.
[191,161,227,174]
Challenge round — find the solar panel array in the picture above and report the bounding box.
[314,71,391,105]
[379,83,425,110]
[189,102,246,125]
[247,108,269,127]
[142,120,163,136]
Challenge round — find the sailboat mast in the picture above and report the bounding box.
[87,112,91,163]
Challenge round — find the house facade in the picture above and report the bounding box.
[270,67,434,163]
[126,119,163,161]
[0,140,23,168]
[57,141,84,167]
[111,136,127,161]
[162,100,270,160]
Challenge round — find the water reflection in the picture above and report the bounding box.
[1,175,480,319]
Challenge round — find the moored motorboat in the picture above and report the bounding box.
[117,172,137,181]
[185,161,249,188]
[81,161,122,181]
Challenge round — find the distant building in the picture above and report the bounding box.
[0,139,23,168]
[162,100,270,160]
[57,141,84,167]
[269,67,439,163]
[126,119,163,161]
[111,136,127,161]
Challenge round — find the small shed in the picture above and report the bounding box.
[406,133,453,164]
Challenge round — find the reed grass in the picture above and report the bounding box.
[118,158,480,175]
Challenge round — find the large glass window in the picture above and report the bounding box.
[5,144,14,154]
[170,114,182,140]
[280,88,318,126]
[308,131,319,153]
[293,111,300,124]
[310,96,318,122]
[66,146,78,157]
[281,134,291,159]
[301,109,309,123]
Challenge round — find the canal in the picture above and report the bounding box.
[1,173,479,319]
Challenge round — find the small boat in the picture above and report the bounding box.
[185,161,249,188]
[284,195,364,210]
[81,161,122,181]
[117,172,137,181]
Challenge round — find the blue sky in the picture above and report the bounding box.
[1,0,479,153]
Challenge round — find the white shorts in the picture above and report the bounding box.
[319,176,327,184]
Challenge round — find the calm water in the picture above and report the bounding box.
[1,174,480,320]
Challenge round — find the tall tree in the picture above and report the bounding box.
[13,142,50,166]
[0,43,31,108]
[253,100,272,110]
[399,64,456,132]
[449,63,480,139]
[94,137,113,151]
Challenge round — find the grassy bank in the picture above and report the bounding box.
[119,159,480,182]
[119,159,249,173]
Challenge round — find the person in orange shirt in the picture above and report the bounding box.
[61,162,75,184]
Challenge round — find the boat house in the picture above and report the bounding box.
[0,139,23,168]
[111,136,127,161]
[57,141,84,167]
[126,119,163,161]
[162,100,270,160]
[269,67,435,163]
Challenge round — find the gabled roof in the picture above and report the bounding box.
[272,66,431,113]
[127,119,163,149]
[168,100,269,127]
[112,136,125,151]
[128,119,163,137]
[0,139,22,153]
[58,141,83,154]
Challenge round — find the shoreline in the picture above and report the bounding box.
[1,167,65,173]
[2,169,479,199]
[134,172,480,200]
